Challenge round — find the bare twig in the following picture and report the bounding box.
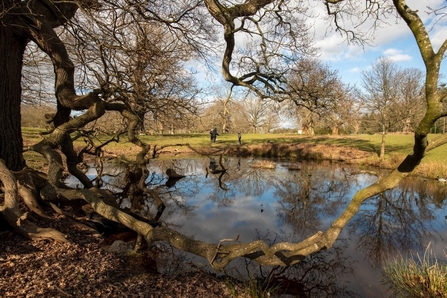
[210,234,240,265]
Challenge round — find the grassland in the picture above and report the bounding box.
[22,127,447,179]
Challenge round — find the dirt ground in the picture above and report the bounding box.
[0,215,249,298]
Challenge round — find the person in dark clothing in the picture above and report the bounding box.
[237,132,241,145]
[211,128,219,143]
[210,129,214,142]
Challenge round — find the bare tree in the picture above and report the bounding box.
[361,58,425,158]
[396,68,425,133]
[282,58,348,135]
[243,95,278,133]
[61,6,205,134]
[21,43,55,106]
[361,57,400,159]
[324,89,362,135]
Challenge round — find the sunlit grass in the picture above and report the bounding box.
[21,127,447,178]
[249,160,276,169]
[383,244,447,298]
[225,275,281,298]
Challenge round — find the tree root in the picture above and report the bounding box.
[0,160,70,242]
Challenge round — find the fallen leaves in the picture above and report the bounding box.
[0,227,246,298]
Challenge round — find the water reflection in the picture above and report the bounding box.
[65,157,447,297]
[274,164,352,239]
[224,239,358,297]
[348,181,439,264]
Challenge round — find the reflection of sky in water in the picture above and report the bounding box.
[65,158,447,297]
[164,175,284,243]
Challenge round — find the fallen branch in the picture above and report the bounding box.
[210,234,240,265]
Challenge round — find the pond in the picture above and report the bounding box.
[66,157,447,297]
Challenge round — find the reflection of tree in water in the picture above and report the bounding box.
[348,177,439,264]
[144,159,376,296]
[229,158,279,198]
[203,157,279,207]
[401,177,447,208]
[227,234,358,297]
[204,156,236,207]
[103,159,202,224]
[274,164,351,238]
[149,157,248,211]
[153,160,205,222]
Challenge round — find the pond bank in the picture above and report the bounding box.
[114,141,445,180]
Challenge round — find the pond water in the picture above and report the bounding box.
[66,157,447,297]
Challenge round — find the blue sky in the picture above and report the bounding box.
[313,0,447,87]
[193,1,447,93]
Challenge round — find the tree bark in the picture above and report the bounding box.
[0,0,83,170]
[0,21,27,171]
[380,130,386,160]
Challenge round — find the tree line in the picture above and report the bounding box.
[22,56,430,137]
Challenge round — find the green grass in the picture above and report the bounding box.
[21,128,447,177]
[22,127,444,158]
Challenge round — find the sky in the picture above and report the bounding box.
[193,1,447,94]
[312,0,447,87]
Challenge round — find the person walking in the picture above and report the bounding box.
[237,132,242,145]
[212,128,219,143]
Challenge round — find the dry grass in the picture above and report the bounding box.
[249,160,276,169]
[383,244,447,298]
[413,162,447,179]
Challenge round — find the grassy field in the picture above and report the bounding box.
[21,128,447,178]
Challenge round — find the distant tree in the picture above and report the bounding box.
[263,103,282,133]
[323,87,361,135]
[361,58,425,159]
[359,112,382,134]
[201,99,229,133]
[243,96,279,133]
[230,101,252,133]
[85,111,126,134]
[285,59,347,136]
[362,57,396,158]
[201,97,248,134]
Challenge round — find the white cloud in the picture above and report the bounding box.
[431,26,447,52]
[382,48,412,62]
[314,34,348,61]
[313,0,447,63]
[344,45,368,60]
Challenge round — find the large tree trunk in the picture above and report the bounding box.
[0,24,27,171]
